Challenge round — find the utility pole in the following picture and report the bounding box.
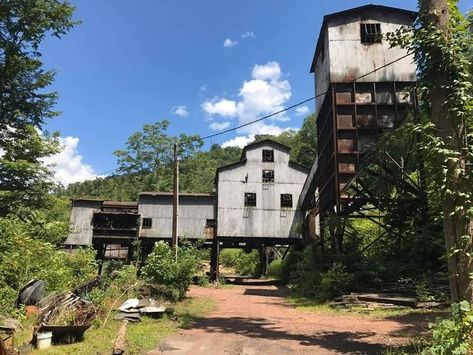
[171,142,179,260]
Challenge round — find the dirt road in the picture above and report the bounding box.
[152,284,430,354]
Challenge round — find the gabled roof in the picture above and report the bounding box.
[240,139,291,160]
[310,4,417,73]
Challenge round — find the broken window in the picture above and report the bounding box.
[205,219,216,228]
[244,193,256,207]
[281,194,293,208]
[142,217,152,229]
[262,170,274,183]
[262,149,274,162]
[360,23,382,44]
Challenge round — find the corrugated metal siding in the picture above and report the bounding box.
[217,143,308,239]
[63,200,102,245]
[138,195,216,239]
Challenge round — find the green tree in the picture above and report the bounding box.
[291,113,317,167]
[0,0,77,214]
[113,120,203,191]
[390,0,473,301]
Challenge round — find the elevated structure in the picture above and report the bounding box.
[216,140,309,242]
[138,191,216,247]
[301,5,418,233]
[64,199,139,260]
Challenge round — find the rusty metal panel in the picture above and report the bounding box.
[337,115,353,128]
[339,163,356,173]
[338,139,356,153]
[335,92,352,104]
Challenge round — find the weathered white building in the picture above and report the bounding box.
[138,192,216,240]
[216,140,309,240]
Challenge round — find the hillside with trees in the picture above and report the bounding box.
[60,113,317,201]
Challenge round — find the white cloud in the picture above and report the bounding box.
[242,31,256,39]
[209,121,231,131]
[295,105,310,116]
[251,61,282,81]
[171,105,189,117]
[221,135,255,148]
[202,61,293,140]
[202,98,238,117]
[43,136,98,186]
[223,38,238,48]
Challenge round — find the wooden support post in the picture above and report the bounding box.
[94,242,105,275]
[210,238,220,282]
[127,243,134,264]
[259,246,268,276]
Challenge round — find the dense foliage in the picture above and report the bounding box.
[141,241,201,301]
[422,301,473,354]
[0,215,97,316]
[220,249,262,277]
[0,0,77,214]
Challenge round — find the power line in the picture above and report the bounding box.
[90,52,413,178]
[198,52,412,141]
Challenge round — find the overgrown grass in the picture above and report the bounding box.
[25,296,216,355]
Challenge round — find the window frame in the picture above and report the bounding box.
[262,169,275,183]
[360,23,382,44]
[262,149,274,162]
[244,192,257,207]
[142,217,152,229]
[280,194,293,208]
[205,219,216,229]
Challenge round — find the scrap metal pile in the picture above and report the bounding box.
[116,298,173,322]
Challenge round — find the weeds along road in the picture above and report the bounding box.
[151,283,427,355]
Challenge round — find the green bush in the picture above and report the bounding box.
[280,246,354,301]
[234,250,260,277]
[220,249,240,268]
[89,264,140,320]
[0,216,97,316]
[141,241,201,301]
[267,259,283,278]
[422,301,473,355]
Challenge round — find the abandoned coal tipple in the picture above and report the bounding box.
[65,139,309,278]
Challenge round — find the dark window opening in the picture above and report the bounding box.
[206,219,216,228]
[142,218,152,229]
[262,149,274,162]
[244,193,256,207]
[262,170,274,183]
[360,23,382,43]
[281,194,293,208]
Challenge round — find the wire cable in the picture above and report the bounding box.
[198,52,412,141]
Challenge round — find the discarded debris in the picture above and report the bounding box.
[17,279,45,307]
[34,281,99,345]
[115,298,171,321]
[332,293,448,309]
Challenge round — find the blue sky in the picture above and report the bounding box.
[41,0,472,185]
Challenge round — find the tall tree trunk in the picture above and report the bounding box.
[420,0,473,302]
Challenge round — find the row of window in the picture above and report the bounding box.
[244,193,293,208]
[141,218,216,229]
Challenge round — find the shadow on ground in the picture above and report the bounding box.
[187,315,392,354]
